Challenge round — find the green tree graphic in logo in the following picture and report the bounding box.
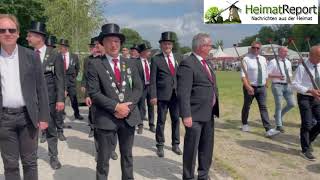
[205,1,242,24]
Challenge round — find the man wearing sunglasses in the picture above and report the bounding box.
[0,14,49,180]
[26,21,65,170]
[240,41,280,137]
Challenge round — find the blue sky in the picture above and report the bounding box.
[102,0,263,48]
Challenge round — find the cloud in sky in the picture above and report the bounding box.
[103,0,262,48]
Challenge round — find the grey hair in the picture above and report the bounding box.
[192,33,211,51]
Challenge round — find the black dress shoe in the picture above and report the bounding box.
[111,151,118,160]
[50,156,62,170]
[40,131,46,143]
[57,132,67,141]
[172,145,182,155]
[75,114,84,120]
[157,147,164,157]
[149,126,155,133]
[137,126,143,134]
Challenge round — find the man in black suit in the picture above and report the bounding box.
[26,21,65,169]
[59,39,84,123]
[81,37,100,138]
[0,14,50,180]
[130,44,140,59]
[87,23,142,180]
[136,42,155,134]
[81,37,118,160]
[177,33,219,180]
[46,35,57,48]
[150,31,183,157]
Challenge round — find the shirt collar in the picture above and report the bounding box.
[37,45,47,54]
[163,52,173,58]
[1,44,18,58]
[106,54,120,63]
[192,52,204,63]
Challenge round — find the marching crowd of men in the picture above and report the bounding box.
[1,13,320,180]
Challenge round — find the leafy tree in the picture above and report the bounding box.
[256,26,275,44]
[121,28,143,48]
[215,40,224,50]
[172,32,180,53]
[180,46,191,54]
[39,0,104,53]
[0,0,45,46]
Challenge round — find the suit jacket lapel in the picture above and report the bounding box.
[18,46,29,86]
[42,48,51,68]
[159,54,171,74]
[101,57,117,82]
[138,58,145,82]
[192,53,214,84]
[119,57,127,85]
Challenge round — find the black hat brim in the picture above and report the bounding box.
[28,30,46,36]
[138,47,152,53]
[158,39,175,43]
[99,33,125,45]
[58,43,69,47]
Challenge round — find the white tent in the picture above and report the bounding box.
[211,46,235,59]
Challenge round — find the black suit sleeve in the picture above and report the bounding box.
[87,61,118,113]
[34,53,50,122]
[81,56,89,87]
[150,56,157,99]
[177,59,193,118]
[54,52,65,103]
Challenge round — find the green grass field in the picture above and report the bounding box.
[211,71,320,180]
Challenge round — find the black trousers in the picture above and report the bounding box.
[66,85,80,116]
[0,108,38,180]
[45,103,59,157]
[297,94,320,152]
[241,86,272,131]
[183,120,214,180]
[95,121,134,180]
[156,92,180,147]
[88,106,94,129]
[138,85,154,128]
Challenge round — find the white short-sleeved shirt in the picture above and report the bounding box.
[241,54,268,86]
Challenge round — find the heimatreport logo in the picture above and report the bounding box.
[204,0,319,24]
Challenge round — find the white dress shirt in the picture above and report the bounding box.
[36,45,47,63]
[140,57,150,84]
[267,58,293,83]
[163,52,176,67]
[292,60,320,95]
[0,45,26,108]
[62,52,70,69]
[106,54,121,72]
[241,54,268,86]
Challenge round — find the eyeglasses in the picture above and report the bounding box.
[251,47,260,50]
[0,28,17,34]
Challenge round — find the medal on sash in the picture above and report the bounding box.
[105,59,130,102]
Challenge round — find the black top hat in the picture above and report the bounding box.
[98,23,125,44]
[130,44,140,51]
[46,35,57,47]
[138,42,152,53]
[28,21,46,36]
[58,39,69,47]
[159,31,176,43]
[89,36,98,46]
